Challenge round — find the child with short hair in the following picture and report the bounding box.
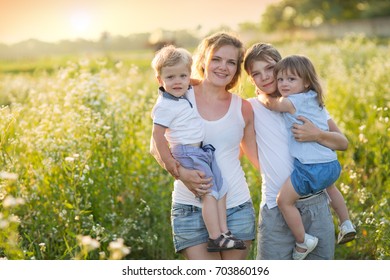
[150,45,245,252]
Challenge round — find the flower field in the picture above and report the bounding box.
[0,35,389,259]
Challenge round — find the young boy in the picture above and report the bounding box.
[259,54,356,259]
[150,45,245,252]
[244,43,355,260]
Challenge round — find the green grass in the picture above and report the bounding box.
[0,35,389,259]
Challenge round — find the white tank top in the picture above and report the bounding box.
[172,91,251,209]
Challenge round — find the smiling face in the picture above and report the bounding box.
[203,44,239,88]
[158,61,191,97]
[248,58,277,95]
[276,69,308,97]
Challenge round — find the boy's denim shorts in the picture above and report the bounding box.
[171,200,255,253]
[291,158,341,196]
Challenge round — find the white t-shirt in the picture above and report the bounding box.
[151,87,204,146]
[173,90,251,209]
[248,96,332,209]
[248,97,293,209]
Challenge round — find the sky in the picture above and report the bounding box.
[0,0,278,44]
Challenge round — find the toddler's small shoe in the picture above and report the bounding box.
[207,234,246,252]
[292,233,318,260]
[338,220,356,244]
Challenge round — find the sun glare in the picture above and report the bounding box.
[70,11,91,33]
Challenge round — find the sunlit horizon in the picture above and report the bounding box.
[0,0,279,45]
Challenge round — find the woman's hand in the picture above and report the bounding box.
[164,158,181,179]
[178,166,212,198]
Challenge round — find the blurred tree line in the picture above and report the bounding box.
[261,0,390,31]
[0,29,201,60]
[2,0,389,60]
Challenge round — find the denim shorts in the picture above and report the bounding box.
[171,200,255,252]
[291,158,341,196]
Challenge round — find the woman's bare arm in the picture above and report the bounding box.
[240,99,260,170]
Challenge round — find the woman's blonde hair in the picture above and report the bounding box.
[274,55,324,107]
[193,32,244,90]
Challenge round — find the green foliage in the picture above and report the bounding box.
[0,35,389,259]
[261,0,390,31]
[0,57,173,259]
[271,35,390,259]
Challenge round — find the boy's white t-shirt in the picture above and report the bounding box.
[248,96,332,209]
[151,87,204,146]
[248,97,293,209]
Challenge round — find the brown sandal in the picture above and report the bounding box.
[223,230,239,240]
[207,234,246,252]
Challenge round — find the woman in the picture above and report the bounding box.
[150,32,258,259]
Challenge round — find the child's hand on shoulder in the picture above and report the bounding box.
[190,78,201,86]
[258,93,277,109]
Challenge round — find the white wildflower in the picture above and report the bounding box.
[3,195,25,208]
[8,214,21,223]
[65,157,75,162]
[77,235,100,252]
[0,171,18,181]
[340,183,350,194]
[108,238,130,260]
[0,214,8,229]
[358,133,368,143]
[39,243,46,252]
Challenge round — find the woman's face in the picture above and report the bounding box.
[203,45,239,88]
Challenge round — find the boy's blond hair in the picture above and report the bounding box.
[244,43,282,75]
[151,45,193,77]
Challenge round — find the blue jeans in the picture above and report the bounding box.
[171,200,255,252]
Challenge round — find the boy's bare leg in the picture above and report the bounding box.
[217,194,228,233]
[202,195,222,239]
